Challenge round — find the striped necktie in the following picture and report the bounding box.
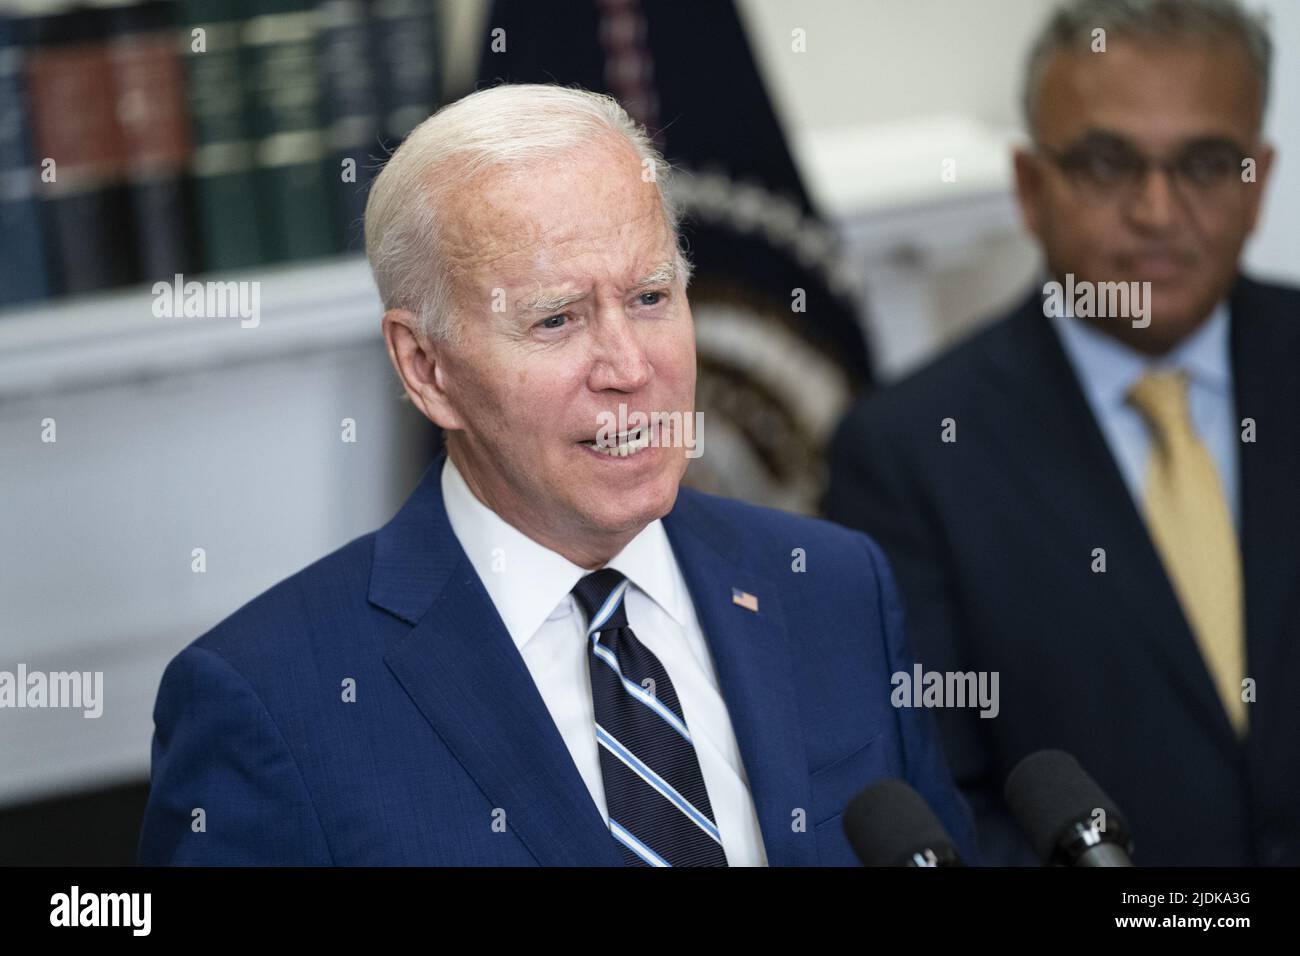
[571,568,729,866]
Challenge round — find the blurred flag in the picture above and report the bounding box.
[476,0,872,513]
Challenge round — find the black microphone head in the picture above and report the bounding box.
[1004,749,1132,864]
[843,778,961,866]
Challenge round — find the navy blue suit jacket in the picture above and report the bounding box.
[826,275,1300,866]
[138,451,977,865]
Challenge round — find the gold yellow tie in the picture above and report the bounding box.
[1128,370,1247,736]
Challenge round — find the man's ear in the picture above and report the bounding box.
[382,308,464,430]
[1013,147,1045,240]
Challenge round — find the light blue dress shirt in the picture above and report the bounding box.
[1047,301,1239,528]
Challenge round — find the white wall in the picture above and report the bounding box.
[1245,0,1300,284]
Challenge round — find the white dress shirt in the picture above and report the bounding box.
[440,453,768,866]
[1048,301,1239,527]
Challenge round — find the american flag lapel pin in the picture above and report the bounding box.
[731,588,759,612]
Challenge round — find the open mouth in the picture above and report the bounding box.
[579,425,652,458]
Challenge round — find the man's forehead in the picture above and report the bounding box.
[439,147,668,278]
[1039,38,1262,142]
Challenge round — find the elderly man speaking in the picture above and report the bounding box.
[137,84,974,867]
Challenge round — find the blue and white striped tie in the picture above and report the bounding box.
[572,569,729,867]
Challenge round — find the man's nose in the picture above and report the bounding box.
[1127,164,1179,232]
[588,311,651,392]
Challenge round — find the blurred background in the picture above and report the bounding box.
[0,0,1295,864]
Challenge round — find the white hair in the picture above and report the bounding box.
[364,84,691,343]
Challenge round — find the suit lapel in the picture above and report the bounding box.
[975,294,1240,758]
[663,491,818,866]
[371,454,622,866]
[370,454,819,865]
[1231,277,1300,742]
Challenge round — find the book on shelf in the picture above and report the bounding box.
[1,0,443,313]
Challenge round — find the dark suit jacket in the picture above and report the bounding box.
[825,274,1300,866]
[138,450,977,865]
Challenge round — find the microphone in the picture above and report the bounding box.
[1004,749,1135,866]
[843,779,964,866]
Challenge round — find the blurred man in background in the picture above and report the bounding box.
[827,0,1299,865]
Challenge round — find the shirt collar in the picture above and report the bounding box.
[440,453,687,651]
[1047,292,1232,410]
[604,511,688,632]
[1170,300,1232,393]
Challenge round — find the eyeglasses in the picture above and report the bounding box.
[1036,133,1252,203]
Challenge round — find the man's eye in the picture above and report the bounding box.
[1078,150,1137,184]
[539,314,567,330]
[638,291,664,306]
[1177,148,1237,185]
